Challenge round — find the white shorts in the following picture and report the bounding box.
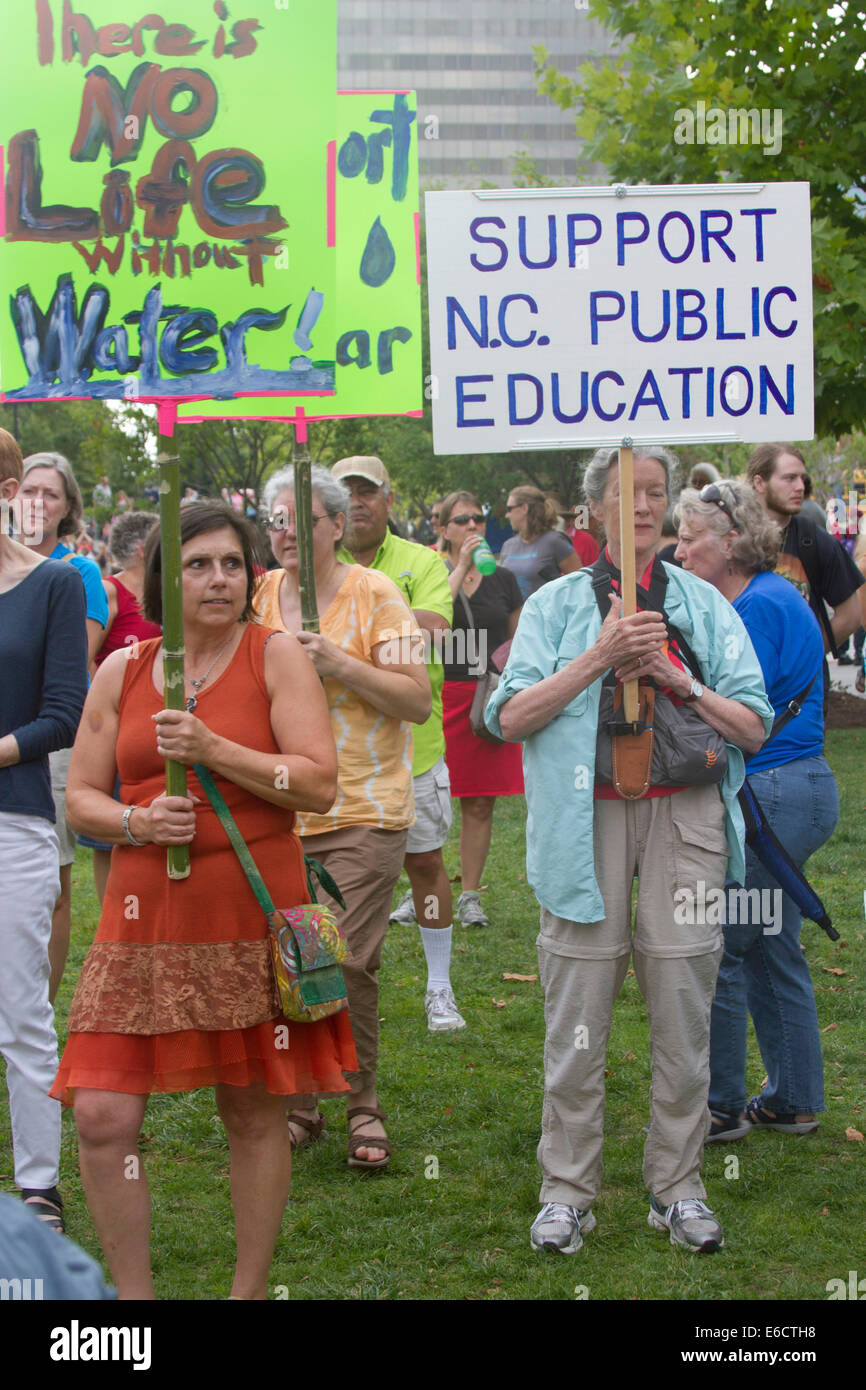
[405,756,453,854]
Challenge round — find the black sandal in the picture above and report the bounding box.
[21,1187,64,1234]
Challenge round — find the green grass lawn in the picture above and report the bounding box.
[2,730,864,1301]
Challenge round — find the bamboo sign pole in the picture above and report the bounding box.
[157,401,191,881]
[618,440,639,725]
[291,413,320,634]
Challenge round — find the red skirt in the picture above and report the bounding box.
[50,1013,358,1106]
[442,680,524,798]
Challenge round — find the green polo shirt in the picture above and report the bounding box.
[340,530,452,776]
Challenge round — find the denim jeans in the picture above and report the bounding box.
[709,755,839,1116]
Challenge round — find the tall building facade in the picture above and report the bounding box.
[338,0,618,187]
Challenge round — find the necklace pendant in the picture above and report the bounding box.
[185,695,197,713]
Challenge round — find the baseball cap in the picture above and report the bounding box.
[332,456,390,489]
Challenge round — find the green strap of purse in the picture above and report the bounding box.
[193,765,346,912]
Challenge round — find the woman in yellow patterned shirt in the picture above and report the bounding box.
[255,465,430,1169]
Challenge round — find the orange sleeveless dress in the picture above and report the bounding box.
[51,624,357,1103]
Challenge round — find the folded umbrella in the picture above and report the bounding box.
[737,779,838,941]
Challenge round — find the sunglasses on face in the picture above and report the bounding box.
[699,483,739,530]
[450,513,486,526]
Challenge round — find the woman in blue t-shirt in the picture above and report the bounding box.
[674,480,839,1142]
[19,452,109,1001]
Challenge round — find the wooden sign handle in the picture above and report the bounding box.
[291,423,320,634]
[618,443,639,724]
[157,401,190,881]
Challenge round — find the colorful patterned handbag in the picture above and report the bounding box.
[194,765,349,1023]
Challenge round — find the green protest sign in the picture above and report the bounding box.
[177,89,421,426]
[0,0,337,401]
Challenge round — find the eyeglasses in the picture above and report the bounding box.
[504,503,523,513]
[266,512,328,531]
[450,513,486,526]
[699,483,739,530]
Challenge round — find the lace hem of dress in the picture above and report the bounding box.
[67,940,279,1033]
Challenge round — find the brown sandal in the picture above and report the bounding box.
[287,1111,327,1151]
[856,668,865,694]
[347,1106,392,1170]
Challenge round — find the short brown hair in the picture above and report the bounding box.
[746,443,806,487]
[0,428,23,484]
[142,502,263,624]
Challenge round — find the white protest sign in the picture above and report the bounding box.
[425,183,814,454]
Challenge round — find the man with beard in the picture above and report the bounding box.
[747,443,863,705]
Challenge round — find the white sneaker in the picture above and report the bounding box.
[456,890,490,927]
[389,890,417,925]
[425,985,466,1033]
[530,1202,596,1254]
[648,1197,724,1252]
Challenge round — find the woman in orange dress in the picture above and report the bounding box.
[52,502,355,1300]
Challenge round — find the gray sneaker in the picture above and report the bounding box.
[530,1202,596,1254]
[389,890,417,925]
[456,891,490,927]
[425,985,466,1033]
[648,1197,724,1252]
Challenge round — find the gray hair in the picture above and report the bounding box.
[109,510,158,567]
[22,451,84,539]
[263,464,350,520]
[582,445,680,506]
[674,481,781,574]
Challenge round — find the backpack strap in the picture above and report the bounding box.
[786,516,837,654]
[587,554,704,685]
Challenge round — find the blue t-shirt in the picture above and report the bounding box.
[500,529,574,600]
[733,570,824,773]
[50,542,109,627]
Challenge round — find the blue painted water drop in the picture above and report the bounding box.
[360,216,395,287]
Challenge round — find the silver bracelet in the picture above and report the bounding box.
[122,805,147,846]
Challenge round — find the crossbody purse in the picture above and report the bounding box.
[452,578,511,744]
[194,764,349,1024]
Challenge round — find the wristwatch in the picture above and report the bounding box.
[122,805,147,846]
[684,679,704,704]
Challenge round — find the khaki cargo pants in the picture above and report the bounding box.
[536,786,727,1210]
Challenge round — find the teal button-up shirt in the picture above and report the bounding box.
[485,564,774,923]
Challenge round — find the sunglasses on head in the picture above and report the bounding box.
[450,513,485,526]
[699,483,739,530]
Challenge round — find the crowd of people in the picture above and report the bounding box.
[1,426,864,1293]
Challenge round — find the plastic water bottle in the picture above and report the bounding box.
[473,539,497,576]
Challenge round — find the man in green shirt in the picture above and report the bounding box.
[333,456,465,1034]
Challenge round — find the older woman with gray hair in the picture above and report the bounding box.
[254,465,431,1169]
[93,512,161,668]
[674,480,838,1142]
[486,446,773,1257]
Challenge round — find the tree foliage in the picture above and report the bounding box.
[534,0,866,438]
[0,401,153,496]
